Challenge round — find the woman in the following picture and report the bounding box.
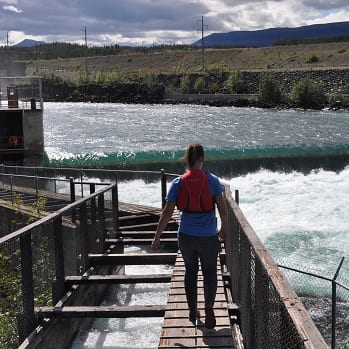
[151,143,228,329]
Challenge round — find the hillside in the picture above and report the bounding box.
[194,21,349,47]
[26,41,349,82]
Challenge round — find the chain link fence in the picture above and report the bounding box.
[224,186,328,349]
[279,258,349,349]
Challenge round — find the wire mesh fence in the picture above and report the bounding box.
[279,259,349,349]
[224,185,329,349]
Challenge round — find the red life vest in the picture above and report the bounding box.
[176,169,214,212]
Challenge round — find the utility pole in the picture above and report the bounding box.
[197,16,207,72]
[84,26,88,72]
[6,32,9,47]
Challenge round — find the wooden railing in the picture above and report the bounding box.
[0,182,118,342]
[0,164,174,206]
[223,185,328,349]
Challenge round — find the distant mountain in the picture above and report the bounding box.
[14,39,46,47]
[193,21,349,47]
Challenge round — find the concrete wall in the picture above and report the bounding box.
[165,92,258,103]
[22,109,44,166]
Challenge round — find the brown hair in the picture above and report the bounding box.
[184,143,204,168]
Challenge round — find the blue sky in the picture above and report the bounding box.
[0,0,348,46]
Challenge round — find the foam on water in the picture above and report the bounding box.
[72,247,171,349]
[229,167,349,282]
[109,168,349,283]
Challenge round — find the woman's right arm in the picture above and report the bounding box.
[151,201,176,251]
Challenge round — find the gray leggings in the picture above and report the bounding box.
[178,232,220,310]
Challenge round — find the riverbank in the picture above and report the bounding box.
[27,41,349,109]
[41,67,349,109]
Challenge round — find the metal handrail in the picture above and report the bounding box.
[0,163,178,177]
[0,180,119,341]
[278,258,347,349]
[0,182,115,247]
[0,164,180,207]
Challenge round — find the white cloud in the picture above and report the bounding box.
[306,8,349,25]
[2,4,23,13]
[0,0,349,46]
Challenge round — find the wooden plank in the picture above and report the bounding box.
[121,221,177,231]
[35,305,166,318]
[161,316,232,328]
[158,249,239,348]
[161,326,233,338]
[166,302,229,311]
[159,336,235,348]
[118,213,159,224]
[105,237,177,246]
[166,294,227,303]
[88,253,177,266]
[118,231,177,239]
[65,273,172,285]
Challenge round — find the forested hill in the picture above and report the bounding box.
[194,21,349,47]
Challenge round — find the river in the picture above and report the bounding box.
[43,102,348,348]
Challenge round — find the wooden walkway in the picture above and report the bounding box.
[1,183,240,348]
[159,251,237,348]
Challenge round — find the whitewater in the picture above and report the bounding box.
[42,102,348,348]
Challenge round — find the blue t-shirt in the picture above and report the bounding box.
[166,171,224,237]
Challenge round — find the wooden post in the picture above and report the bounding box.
[80,169,84,197]
[10,175,13,204]
[79,202,89,274]
[235,189,239,205]
[19,233,36,341]
[70,177,76,223]
[89,183,97,249]
[161,169,167,209]
[0,163,4,185]
[97,194,106,253]
[35,176,39,198]
[52,216,65,304]
[112,180,120,237]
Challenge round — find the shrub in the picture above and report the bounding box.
[180,74,193,93]
[290,78,327,108]
[206,64,225,78]
[78,68,91,84]
[224,70,246,93]
[258,74,282,105]
[306,53,319,63]
[327,88,344,104]
[193,77,206,93]
[208,82,220,94]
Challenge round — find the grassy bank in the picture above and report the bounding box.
[26,41,349,81]
[24,41,349,108]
